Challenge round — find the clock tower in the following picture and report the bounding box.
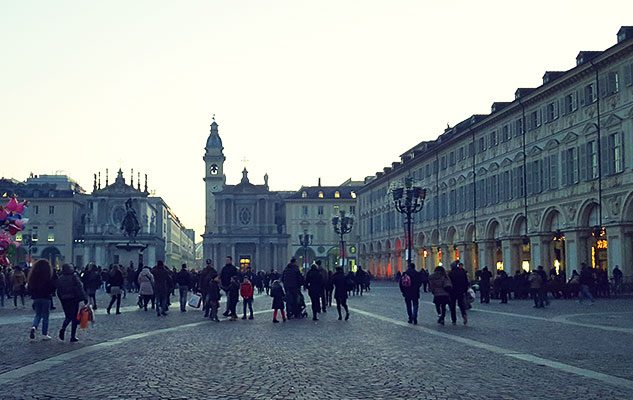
[203,117,226,254]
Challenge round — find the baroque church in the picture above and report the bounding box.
[202,118,289,270]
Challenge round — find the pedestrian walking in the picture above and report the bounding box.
[81,264,100,310]
[316,260,328,313]
[428,266,451,325]
[578,263,596,304]
[281,258,303,319]
[270,280,286,323]
[11,265,26,308]
[226,275,239,321]
[399,263,422,324]
[220,256,238,317]
[448,262,469,325]
[478,267,492,303]
[240,276,254,320]
[138,265,155,311]
[106,265,124,315]
[305,262,324,321]
[529,269,544,308]
[496,270,510,304]
[420,267,429,293]
[329,266,350,321]
[153,261,173,317]
[176,264,192,312]
[207,276,221,321]
[27,260,56,340]
[56,264,88,342]
[199,259,218,313]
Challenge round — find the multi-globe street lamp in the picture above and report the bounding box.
[332,210,354,269]
[298,229,313,271]
[392,177,426,267]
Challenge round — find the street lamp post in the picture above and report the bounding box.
[22,233,35,266]
[298,230,313,271]
[332,210,354,270]
[392,177,426,268]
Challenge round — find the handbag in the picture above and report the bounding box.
[188,293,202,308]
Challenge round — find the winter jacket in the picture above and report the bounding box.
[305,266,324,295]
[56,265,87,302]
[199,266,218,294]
[529,272,543,289]
[29,278,56,300]
[428,271,451,298]
[240,281,254,299]
[220,264,238,289]
[176,269,192,287]
[282,263,303,289]
[227,280,239,303]
[208,280,221,303]
[138,267,155,295]
[329,271,348,300]
[81,270,101,293]
[108,269,124,287]
[399,268,422,299]
[271,284,285,309]
[152,265,173,295]
[11,270,26,292]
[448,267,469,295]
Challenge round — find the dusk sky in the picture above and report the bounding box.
[1,1,630,238]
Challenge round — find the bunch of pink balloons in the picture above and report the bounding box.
[0,197,29,266]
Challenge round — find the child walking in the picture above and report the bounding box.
[240,277,254,320]
[270,280,286,323]
[208,277,221,322]
[226,276,239,321]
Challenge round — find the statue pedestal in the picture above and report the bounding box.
[115,242,148,267]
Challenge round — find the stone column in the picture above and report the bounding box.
[501,238,521,274]
[606,225,631,277]
[477,240,495,271]
[529,234,550,271]
[564,230,585,277]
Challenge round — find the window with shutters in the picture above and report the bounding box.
[449,151,455,166]
[478,137,486,153]
[513,166,525,198]
[613,132,624,174]
[545,102,558,123]
[440,156,447,169]
[587,140,599,179]
[561,147,579,186]
[528,160,542,194]
[502,125,511,142]
[458,147,464,160]
[625,63,633,87]
[468,142,474,157]
[527,110,540,130]
[562,92,577,115]
[449,190,456,214]
[549,154,558,189]
[583,83,596,105]
[600,71,619,97]
[433,160,438,174]
[514,118,524,137]
[490,131,498,147]
[426,164,431,177]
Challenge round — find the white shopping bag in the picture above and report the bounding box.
[188,293,202,308]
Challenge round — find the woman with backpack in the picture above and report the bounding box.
[428,266,451,325]
[399,263,422,325]
[56,264,88,342]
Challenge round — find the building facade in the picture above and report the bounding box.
[285,181,362,271]
[202,120,289,270]
[358,26,633,281]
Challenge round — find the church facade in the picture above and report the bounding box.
[202,119,289,270]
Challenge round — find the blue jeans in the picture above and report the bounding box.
[405,297,419,322]
[32,298,51,335]
[579,284,595,302]
[178,285,188,311]
[156,293,169,315]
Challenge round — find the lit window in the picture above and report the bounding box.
[318,191,324,198]
[47,233,55,242]
[301,191,307,198]
[351,191,356,199]
[334,191,340,198]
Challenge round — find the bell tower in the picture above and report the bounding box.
[203,116,226,241]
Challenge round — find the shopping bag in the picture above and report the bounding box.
[188,293,202,308]
[466,288,476,304]
[77,305,94,329]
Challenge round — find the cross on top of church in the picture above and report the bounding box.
[241,156,249,169]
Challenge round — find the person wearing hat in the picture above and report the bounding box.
[176,263,192,312]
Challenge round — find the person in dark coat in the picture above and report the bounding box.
[220,256,238,317]
[419,268,430,293]
[479,267,492,303]
[226,275,240,321]
[399,263,422,325]
[316,260,328,313]
[328,267,349,321]
[448,262,469,325]
[56,263,87,342]
[207,276,221,321]
[281,258,303,318]
[305,263,324,321]
[270,280,286,323]
[175,264,192,312]
[496,270,510,303]
[81,264,101,310]
[106,265,124,315]
[28,260,56,340]
[152,261,173,317]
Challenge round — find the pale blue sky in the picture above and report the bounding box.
[1,1,631,237]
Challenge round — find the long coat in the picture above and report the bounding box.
[138,268,155,296]
[271,285,285,309]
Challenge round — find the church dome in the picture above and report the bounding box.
[205,120,223,150]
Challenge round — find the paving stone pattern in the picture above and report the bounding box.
[0,284,632,399]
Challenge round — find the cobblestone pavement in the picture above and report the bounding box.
[0,283,632,399]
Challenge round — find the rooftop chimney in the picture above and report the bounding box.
[617,26,633,43]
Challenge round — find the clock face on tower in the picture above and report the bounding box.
[210,164,219,175]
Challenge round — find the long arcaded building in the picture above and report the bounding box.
[357,26,633,281]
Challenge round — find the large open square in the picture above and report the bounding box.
[1,284,632,399]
